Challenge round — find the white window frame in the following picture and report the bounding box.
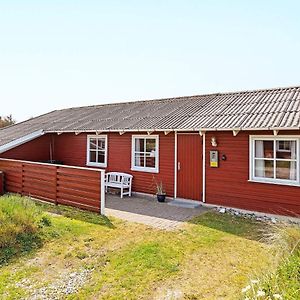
[249,135,300,187]
[86,135,108,168]
[131,135,159,173]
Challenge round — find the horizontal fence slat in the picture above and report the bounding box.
[22,189,57,202]
[23,172,57,183]
[57,167,101,179]
[57,199,100,212]
[0,158,102,214]
[6,184,22,193]
[5,176,22,185]
[57,186,100,202]
[57,181,100,193]
[57,173,100,185]
[23,163,57,171]
[23,169,57,178]
[23,182,56,195]
[0,162,23,169]
[23,177,56,187]
[57,192,100,207]
[21,191,57,204]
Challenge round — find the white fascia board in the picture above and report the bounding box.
[0,130,44,154]
[43,127,300,134]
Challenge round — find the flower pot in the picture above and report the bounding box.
[157,194,166,202]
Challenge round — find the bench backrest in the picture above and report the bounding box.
[106,172,133,184]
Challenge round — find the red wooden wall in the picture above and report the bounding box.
[1,134,52,162]
[205,130,300,216]
[1,129,300,216]
[53,132,175,197]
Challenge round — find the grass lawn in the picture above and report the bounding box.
[0,195,294,299]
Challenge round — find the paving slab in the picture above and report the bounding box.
[105,194,209,230]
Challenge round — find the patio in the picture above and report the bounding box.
[105,194,209,230]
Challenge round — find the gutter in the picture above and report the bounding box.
[44,126,300,135]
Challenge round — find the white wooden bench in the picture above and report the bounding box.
[105,172,133,198]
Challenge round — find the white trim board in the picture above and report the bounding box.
[174,131,178,198]
[249,135,300,187]
[0,130,44,154]
[131,135,159,173]
[86,134,108,168]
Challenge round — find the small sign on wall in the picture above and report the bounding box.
[210,150,219,167]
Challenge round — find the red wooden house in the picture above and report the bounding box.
[1,86,300,216]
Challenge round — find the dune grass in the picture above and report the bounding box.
[0,194,296,299]
[241,224,300,300]
[0,195,52,265]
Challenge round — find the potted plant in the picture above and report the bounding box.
[154,180,166,202]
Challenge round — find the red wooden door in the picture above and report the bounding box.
[177,134,202,201]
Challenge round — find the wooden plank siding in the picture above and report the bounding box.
[0,159,104,213]
[205,130,300,216]
[1,129,300,216]
[1,134,53,161]
[53,132,175,197]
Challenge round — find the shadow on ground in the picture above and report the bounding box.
[37,202,115,228]
[188,210,267,241]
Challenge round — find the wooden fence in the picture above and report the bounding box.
[0,158,105,214]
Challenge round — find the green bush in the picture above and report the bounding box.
[0,195,51,264]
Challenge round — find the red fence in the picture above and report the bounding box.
[0,158,105,214]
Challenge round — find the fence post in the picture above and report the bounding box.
[100,171,105,215]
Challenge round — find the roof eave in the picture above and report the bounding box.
[0,130,44,154]
[44,127,300,134]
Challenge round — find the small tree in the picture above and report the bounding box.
[0,115,16,128]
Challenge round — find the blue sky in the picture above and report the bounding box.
[0,1,299,122]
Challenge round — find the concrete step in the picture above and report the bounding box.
[167,199,201,209]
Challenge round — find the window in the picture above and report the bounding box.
[277,140,292,152]
[86,135,107,167]
[131,135,159,172]
[250,137,299,185]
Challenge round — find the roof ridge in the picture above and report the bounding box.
[54,85,300,112]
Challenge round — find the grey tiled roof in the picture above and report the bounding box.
[1,86,300,147]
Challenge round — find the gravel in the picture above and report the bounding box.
[215,207,299,224]
[16,268,93,300]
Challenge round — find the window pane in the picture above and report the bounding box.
[276,140,297,159]
[276,161,297,180]
[90,138,97,150]
[255,140,274,158]
[97,139,105,150]
[255,159,274,178]
[97,151,105,164]
[146,139,156,152]
[135,138,144,152]
[145,153,155,168]
[89,151,96,162]
[134,153,144,167]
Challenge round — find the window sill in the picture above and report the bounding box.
[86,162,107,168]
[248,179,300,187]
[131,167,159,174]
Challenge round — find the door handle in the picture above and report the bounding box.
[178,162,181,171]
